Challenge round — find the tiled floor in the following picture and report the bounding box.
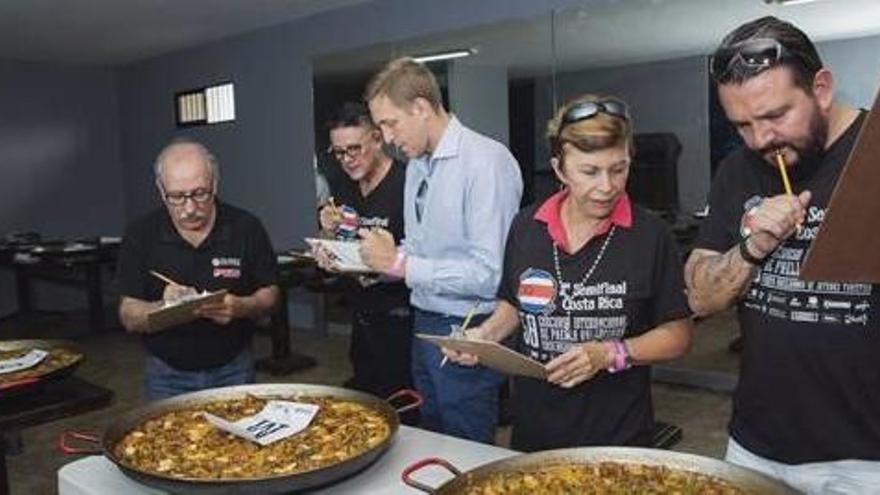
[3,302,740,494]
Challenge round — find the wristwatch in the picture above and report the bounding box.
[738,236,765,265]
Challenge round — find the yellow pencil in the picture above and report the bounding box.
[440,303,480,368]
[774,150,802,233]
[149,270,182,287]
[327,196,341,217]
[774,150,794,196]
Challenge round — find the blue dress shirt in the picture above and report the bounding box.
[402,116,523,317]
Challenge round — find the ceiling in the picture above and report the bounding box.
[2,0,878,71]
[315,0,880,78]
[0,0,370,66]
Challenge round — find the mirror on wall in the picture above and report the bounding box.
[311,13,556,206]
[308,0,880,382]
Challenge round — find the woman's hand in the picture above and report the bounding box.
[440,325,491,366]
[545,341,613,388]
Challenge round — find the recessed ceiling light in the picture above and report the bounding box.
[764,0,822,5]
[412,48,475,63]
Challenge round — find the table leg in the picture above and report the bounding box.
[256,285,316,376]
[13,266,31,314]
[85,263,104,332]
[0,433,8,495]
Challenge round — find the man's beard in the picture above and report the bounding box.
[760,102,828,181]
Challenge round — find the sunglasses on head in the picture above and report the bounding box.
[561,99,631,127]
[709,37,790,81]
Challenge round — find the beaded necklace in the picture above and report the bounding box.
[552,224,617,321]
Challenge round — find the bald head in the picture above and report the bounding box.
[154,139,219,234]
[154,140,219,189]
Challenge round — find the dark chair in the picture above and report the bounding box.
[629,132,682,216]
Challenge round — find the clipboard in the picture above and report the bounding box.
[147,289,228,332]
[417,334,548,379]
[305,238,373,273]
[800,88,880,282]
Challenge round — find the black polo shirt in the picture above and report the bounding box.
[334,160,409,313]
[117,201,278,371]
[497,194,690,451]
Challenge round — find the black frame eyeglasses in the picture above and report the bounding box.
[709,37,793,82]
[327,143,365,162]
[163,188,214,206]
[561,98,631,127]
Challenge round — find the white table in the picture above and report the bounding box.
[58,425,517,494]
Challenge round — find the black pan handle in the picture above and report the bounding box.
[401,457,462,493]
[386,389,423,414]
[58,430,103,455]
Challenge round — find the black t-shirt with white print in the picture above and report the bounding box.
[334,160,409,313]
[696,113,880,464]
[498,202,691,452]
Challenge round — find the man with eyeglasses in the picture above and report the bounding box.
[316,102,414,414]
[360,57,523,444]
[685,17,878,493]
[117,138,280,400]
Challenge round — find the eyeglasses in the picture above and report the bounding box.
[709,37,790,82]
[327,143,365,162]
[561,98,631,127]
[163,188,213,206]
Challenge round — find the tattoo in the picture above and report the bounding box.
[685,246,758,316]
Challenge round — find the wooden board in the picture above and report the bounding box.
[801,88,880,282]
[147,290,228,332]
[417,334,547,379]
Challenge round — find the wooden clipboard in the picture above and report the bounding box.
[800,87,880,282]
[147,290,228,332]
[417,334,548,379]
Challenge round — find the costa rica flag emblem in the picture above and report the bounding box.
[517,268,557,314]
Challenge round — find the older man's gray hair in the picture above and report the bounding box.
[154,137,220,185]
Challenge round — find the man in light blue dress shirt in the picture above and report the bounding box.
[360,57,523,443]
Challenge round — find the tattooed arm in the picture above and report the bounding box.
[684,245,759,318]
[686,191,811,317]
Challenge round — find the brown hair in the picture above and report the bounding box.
[364,57,443,111]
[546,94,633,162]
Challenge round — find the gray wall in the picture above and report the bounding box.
[535,56,710,213]
[449,63,510,146]
[116,0,585,250]
[0,61,123,237]
[820,34,880,109]
[0,61,122,315]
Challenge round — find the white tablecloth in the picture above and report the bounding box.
[58,425,517,494]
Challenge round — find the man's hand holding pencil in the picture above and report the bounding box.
[741,150,812,261]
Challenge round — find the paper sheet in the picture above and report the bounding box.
[203,400,320,446]
[0,349,48,375]
[305,238,373,273]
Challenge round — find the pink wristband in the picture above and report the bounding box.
[606,340,631,373]
[386,251,406,278]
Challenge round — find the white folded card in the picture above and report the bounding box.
[305,238,373,273]
[203,400,320,446]
[0,349,48,375]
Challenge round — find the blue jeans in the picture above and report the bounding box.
[412,309,504,444]
[144,348,255,401]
